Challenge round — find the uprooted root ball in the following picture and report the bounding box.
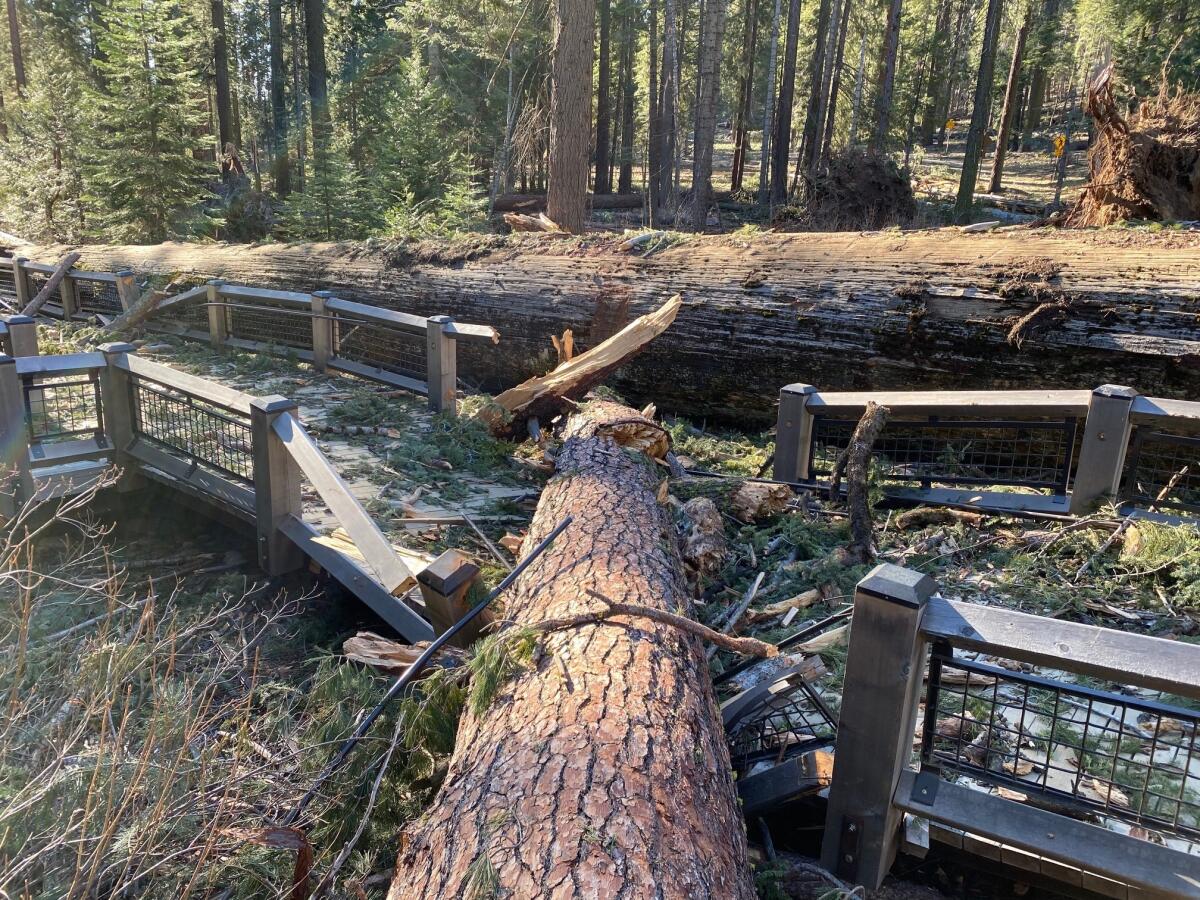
[776,149,917,232]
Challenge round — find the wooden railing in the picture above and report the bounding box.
[824,564,1200,896]
[1,255,138,318]
[0,335,468,641]
[775,383,1200,519]
[0,315,37,358]
[149,280,498,415]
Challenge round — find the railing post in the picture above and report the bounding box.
[1069,384,1137,515]
[821,563,936,888]
[11,257,30,311]
[206,279,228,349]
[59,272,78,319]
[0,354,33,517]
[115,270,139,312]
[417,549,483,647]
[98,342,141,492]
[774,383,817,482]
[5,316,38,357]
[310,291,333,372]
[426,315,457,415]
[249,396,304,576]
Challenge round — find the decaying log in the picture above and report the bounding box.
[27,230,1200,423]
[109,288,168,331]
[493,192,646,213]
[831,401,889,565]
[22,252,81,316]
[477,293,682,438]
[388,400,756,899]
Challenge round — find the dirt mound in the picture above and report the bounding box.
[1067,64,1200,227]
[776,149,916,231]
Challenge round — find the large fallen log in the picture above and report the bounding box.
[25,229,1200,422]
[387,400,755,899]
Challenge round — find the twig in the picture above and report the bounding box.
[461,510,513,572]
[706,571,765,660]
[557,589,780,658]
[1074,513,1135,582]
[1149,464,1189,513]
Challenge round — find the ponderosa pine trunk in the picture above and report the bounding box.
[768,0,800,206]
[269,0,291,195]
[730,0,759,192]
[952,0,1003,221]
[870,0,904,152]
[595,0,613,194]
[386,400,756,899]
[304,0,331,155]
[648,0,661,216]
[548,0,596,232]
[798,0,833,180]
[987,7,1031,193]
[756,0,781,203]
[820,0,853,163]
[655,0,678,222]
[6,0,24,97]
[690,0,729,228]
[211,0,235,160]
[618,13,636,195]
[44,230,1200,424]
[918,0,954,145]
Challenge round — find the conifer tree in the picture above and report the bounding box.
[86,0,213,242]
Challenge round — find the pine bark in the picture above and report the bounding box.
[386,400,756,899]
[648,0,661,216]
[595,0,613,194]
[756,0,781,203]
[870,0,904,152]
[654,0,678,222]
[211,0,235,158]
[48,230,1200,424]
[730,0,759,192]
[617,14,636,195]
[690,0,729,228]
[6,0,24,97]
[303,0,331,155]
[548,0,596,232]
[269,0,291,195]
[820,0,853,163]
[799,0,833,179]
[768,0,801,205]
[987,7,1031,193]
[952,0,1003,221]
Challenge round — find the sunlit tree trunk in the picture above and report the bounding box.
[870,0,904,152]
[953,0,1003,220]
[756,0,781,204]
[618,10,636,194]
[6,0,24,97]
[269,0,291,195]
[798,0,833,181]
[730,0,759,191]
[988,5,1031,193]
[212,0,235,165]
[303,0,330,157]
[768,0,800,206]
[820,0,853,164]
[594,0,612,193]
[547,0,596,232]
[690,0,728,228]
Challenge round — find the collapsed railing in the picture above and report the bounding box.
[824,564,1200,896]
[775,383,1200,519]
[0,335,487,642]
[0,256,499,416]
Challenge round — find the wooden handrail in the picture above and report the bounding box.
[118,353,256,414]
[271,411,416,594]
[216,284,312,306]
[1131,395,1200,433]
[16,352,104,376]
[802,388,1093,418]
[324,295,428,332]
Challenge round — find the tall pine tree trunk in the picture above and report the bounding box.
[656,0,678,221]
[768,0,800,206]
[756,0,781,204]
[291,0,306,190]
[798,0,833,180]
[870,0,904,152]
[618,12,636,194]
[820,0,853,165]
[269,0,290,195]
[730,0,758,191]
[690,0,728,228]
[547,0,596,232]
[935,0,977,147]
[953,0,1003,221]
[848,28,866,145]
[211,0,235,163]
[917,0,953,145]
[1020,65,1047,150]
[303,0,330,157]
[6,0,24,98]
[594,0,613,193]
[987,6,1031,193]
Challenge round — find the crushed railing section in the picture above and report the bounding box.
[775,383,1200,519]
[0,328,461,641]
[823,564,1200,896]
[7,256,136,320]
[151,280,498,415]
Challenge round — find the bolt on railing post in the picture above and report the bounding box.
[774,383,817,482]
[1069,384,1138,515]
[98,342,141,492]
[0,354,33,516]
[426,315,457,416]
[821,563,936,888]
[310,291,333,372]
[249,396,304,576]
[206,279,228,349]
[115,270,139,312]
[5,316,38,357]
[11,257,30,311]
[59,272,78,319]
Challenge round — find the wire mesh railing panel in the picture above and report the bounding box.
[75,278,123,316]
[131,377,254,484]
[23,271,51,307]
[1121,429,1200,513]
[226,302,313,352]
[155,297,209,332]
[0,262,16,301]
[727,678,837,777]
[333,315,426,381]
[810,416,1081,493]
[24,373,105,444]
[920,644,1200,844]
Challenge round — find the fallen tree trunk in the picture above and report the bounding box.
[493,191,645,213]
[388,400,755,899]
[25,229,1200,422]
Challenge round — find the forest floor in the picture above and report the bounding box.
[4,323,1199,898]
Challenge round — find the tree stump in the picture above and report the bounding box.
[388,400,755,899]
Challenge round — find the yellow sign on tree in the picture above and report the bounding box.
[1053,134,1067,158]
[945,119,956,131]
